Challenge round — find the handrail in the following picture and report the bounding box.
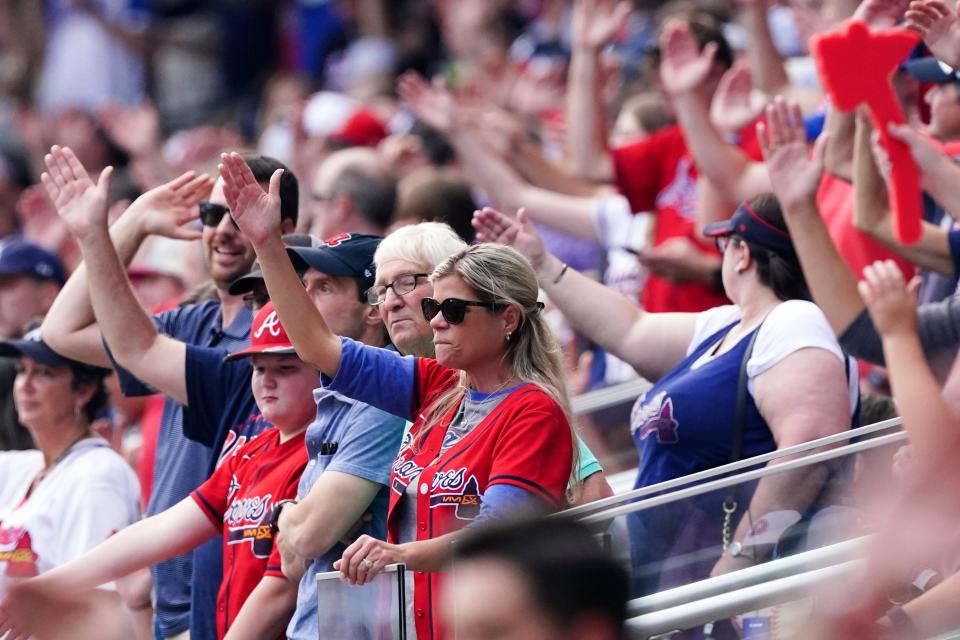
[577,430,907,524]
[627,536,869,617]
[558,417,904,520]
[625,560,863,638]
[571,378,651,414]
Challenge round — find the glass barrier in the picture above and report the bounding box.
[567,429,907,635]
[315,563,407,639]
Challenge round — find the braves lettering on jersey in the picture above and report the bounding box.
[386,358,572,640]
[191,428,307,639]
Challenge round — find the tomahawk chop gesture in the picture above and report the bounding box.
[218,152,285,247]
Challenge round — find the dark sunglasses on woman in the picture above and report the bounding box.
[420,297,506,325]
[199,201,239,230]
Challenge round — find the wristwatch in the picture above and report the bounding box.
[269,499,298,535]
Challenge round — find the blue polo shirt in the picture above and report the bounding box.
[110,299,252,639]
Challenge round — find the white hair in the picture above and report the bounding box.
[374,221,468,271]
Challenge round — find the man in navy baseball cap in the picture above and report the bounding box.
[286,233,382,301]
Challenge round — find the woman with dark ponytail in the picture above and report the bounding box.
[474,194,859,609]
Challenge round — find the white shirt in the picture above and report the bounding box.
[0,438,140,596]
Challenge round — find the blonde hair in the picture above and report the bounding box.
[416,243,580,490]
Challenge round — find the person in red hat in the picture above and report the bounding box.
[0,303,316,640]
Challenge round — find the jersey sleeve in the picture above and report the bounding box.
[611,136,662,214]
[574,436,602,482]
[323,405,406,486]
[191,443,244,528]
[182,345,250,447]
[321,338,417,420]
[412,357,459,418]
[486,392,573,508]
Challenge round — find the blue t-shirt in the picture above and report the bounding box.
[286,387,405,640]
[182,344,273,640]
[109,299,252,639]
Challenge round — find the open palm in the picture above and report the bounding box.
[40,145,112,241]
[572,0,632,50]
[128,171,212,241]
[218,152,283,246]
[472,207,546,272]
[659,20,718,96]
[758,98,823,213]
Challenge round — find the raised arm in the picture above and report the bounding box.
[564,0,630,181]
[906,0,960,69]
[859,259,959,463]
[219,153,342,377]
[738,0,789,95]
[41,149,191,405]
[661,21,771,206]
[761,98,866,334]
[853,116,954,276]
[473,207,697,381]
[41,147,210,367]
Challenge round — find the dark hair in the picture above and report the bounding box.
[396,171,476,242]
[331,167,397,231]
[648,13,734,71]
[737,193,811,302]
[455,518,628,634]
[243,154,299,225]
[410,120,455,167]
[69,364,110,423]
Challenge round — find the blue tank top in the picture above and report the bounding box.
[631,320,775,491]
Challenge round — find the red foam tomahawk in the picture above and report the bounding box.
[811,20,921,244]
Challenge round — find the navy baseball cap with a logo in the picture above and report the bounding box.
[703,201,796,256]
[0,240,66,286]
[286,233,381,292]
[224,302,297,361]
[0,326,109,376]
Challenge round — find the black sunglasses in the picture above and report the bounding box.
[421,297,505,325]
[199,201,239,230]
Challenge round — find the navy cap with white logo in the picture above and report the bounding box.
[0,240,66,286]
[286,233,381,292]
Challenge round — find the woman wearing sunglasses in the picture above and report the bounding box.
[474,196,859,603]
[217,152,575,640]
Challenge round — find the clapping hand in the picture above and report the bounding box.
[218,152,284,247]
[40,145,113,242]
[858,259,921,338]
[758,97,825,214]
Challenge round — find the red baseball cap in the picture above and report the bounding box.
[224,302,298,361]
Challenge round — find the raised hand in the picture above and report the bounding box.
[471,207,547,274]
[758,97,824,213]
[218,152,283,247]
[710,61,763,135]
[885,121,950,184]
[40,145,113,242]
[571,0,632,51]
[126,171,212,241]
[397,72,456,135]
[906,0,960,68]
[854,0,912,30]
[858,259,921,338]
[97,100,160,159]
[658,19,719,96]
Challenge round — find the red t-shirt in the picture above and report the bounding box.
[388,358,573,640]
[815,174,916,278]
[612,125,739,313]
[191,428,307,639]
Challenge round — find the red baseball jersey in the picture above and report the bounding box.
[191,428,307,639]
[612,124,764,313]
[388,358,573,640]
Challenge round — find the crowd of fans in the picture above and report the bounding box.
[1,0,960,638]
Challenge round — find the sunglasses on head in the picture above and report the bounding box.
[199,201,239,230]
[421,297,505,325]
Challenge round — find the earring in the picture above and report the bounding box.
[506,332,512,341]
